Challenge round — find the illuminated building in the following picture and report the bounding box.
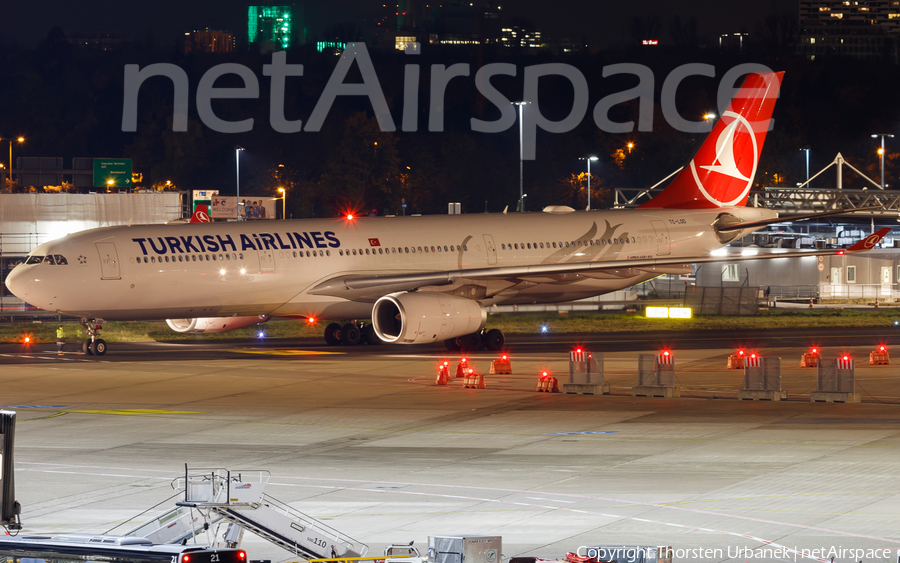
[184,29,235,54]
[248,5,299,50]
[798,0,900,60]
[501,25,542,48]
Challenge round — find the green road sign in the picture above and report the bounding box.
[93,159,133,188]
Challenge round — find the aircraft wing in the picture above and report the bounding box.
[309,229,890,300]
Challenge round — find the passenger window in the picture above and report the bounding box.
[326,250,331,256]
[378,248,383,254]
[527,243,531,249]
[151,257,156,263]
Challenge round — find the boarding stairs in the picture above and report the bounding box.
[126,467,368,560]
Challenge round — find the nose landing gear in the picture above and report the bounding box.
[80,318,107,356]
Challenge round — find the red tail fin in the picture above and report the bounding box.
[639,72,783,209]
[190,205,212,223]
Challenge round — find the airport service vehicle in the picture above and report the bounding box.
[126,467,368,561]
[0,534,247,563]
[5,72,887,356]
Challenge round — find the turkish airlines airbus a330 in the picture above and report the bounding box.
[5,72,888,355]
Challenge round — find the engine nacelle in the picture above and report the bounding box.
[165,315,268,334]
[372,292,486,344]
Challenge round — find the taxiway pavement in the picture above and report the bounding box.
[2,333,900,563]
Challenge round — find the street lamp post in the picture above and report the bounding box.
[800,147,811,187]
[872,134,894,188]
[278,187,286,220]
[235,146,245,219]
[511,101,529,211]
[6,137,24,189]
[579,156,599,210]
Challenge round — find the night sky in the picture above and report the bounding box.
[5,0,797,49]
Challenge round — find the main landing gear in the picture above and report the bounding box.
[80,318,107,356]
[323,321,381,346]
[444,328,505,352]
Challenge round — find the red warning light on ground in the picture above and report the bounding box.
[542,371,548,377]
[663,350,670,356]
[738,349,745,356]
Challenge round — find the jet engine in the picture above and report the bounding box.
[165,315,268,334]
[371,292,486,344]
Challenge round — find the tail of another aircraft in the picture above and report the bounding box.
[190,205,212,223]
[639,71,784,210]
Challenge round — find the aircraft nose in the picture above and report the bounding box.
[5,265,26,300]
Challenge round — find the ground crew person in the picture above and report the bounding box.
[56,325,65,353]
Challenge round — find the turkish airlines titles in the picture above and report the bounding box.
[131,230,341,256]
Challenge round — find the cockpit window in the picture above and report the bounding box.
[24,254,68,265]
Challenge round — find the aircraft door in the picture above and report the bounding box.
[483,235,497,265]
[258,249,275,273]
[95,242,121,280]
[650,220,671,256]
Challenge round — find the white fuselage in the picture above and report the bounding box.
[6,207,774,321]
